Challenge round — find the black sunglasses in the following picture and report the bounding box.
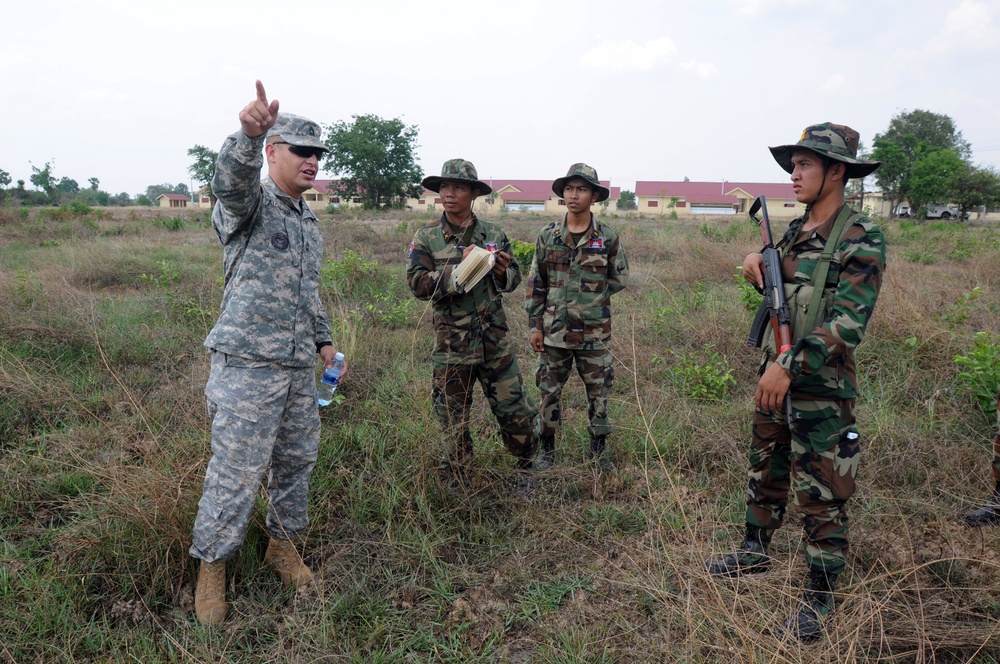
[272,141,325,160]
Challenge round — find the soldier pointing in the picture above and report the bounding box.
[189,81,342,624]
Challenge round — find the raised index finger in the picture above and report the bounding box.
[255,80,268,104]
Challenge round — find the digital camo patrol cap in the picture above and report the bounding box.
[265,113,327,152]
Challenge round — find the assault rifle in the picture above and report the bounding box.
[747,195,795,428]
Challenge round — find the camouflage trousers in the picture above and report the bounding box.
[535,346,614,439]
[190,352,320,563]
[990,392,1000,482]
[432,354,537,463]
[745,398,859,576]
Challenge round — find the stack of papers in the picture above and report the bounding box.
[453,246,495,290]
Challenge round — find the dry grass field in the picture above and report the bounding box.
[1,203,999,662]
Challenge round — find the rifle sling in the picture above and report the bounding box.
[802,204,860,334]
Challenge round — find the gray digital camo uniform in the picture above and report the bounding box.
[190,129,332,563]
[524,215,628,439]
[406,214,537,463]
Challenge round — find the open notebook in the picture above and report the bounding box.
[453,246,496,290]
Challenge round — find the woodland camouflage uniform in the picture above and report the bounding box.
[748,204,886,575]
[708,122,885,642]
[525,203,628,447]
[406,172,537,466]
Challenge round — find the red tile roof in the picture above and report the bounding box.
[158,193,190,201]
[635,181,795,200]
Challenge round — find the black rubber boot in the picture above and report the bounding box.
[591,435,613,471]
[964,482,1000,526]
[780,567,836,642]
[706,524,773,577]
[534,435,555,470]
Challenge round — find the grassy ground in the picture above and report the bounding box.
[1,204,999,662]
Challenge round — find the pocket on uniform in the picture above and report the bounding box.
[830,428,860,500]
[205,355,265,423]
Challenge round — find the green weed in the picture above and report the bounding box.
[954,331,1000,416]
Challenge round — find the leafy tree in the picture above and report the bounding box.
[88,177,100,191]
[950,164,1000,218]
[322,114,422,210]
[878,109,971,161]
[77,188,111,206]
[873,110,972,214]
[0,168,9,203]
[57,177,80,196]
[29,161,57,202]
[187,144,219,205]
[110,192,133,206]
[872,138,909,217]
[907,148,964,216]
[144,183,189,202]
[135,194,154,206]
[617,190,637,211]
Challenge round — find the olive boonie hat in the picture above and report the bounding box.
[769,122,880,178]
[552,163,611,202]
[422,159,492,195]
[266,113,328,152]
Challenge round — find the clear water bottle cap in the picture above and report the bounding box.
[334,352,345,361]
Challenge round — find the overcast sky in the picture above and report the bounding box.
[2,0,999,197]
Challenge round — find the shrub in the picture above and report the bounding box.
[954,331,1000,416]
[511,238,535,271]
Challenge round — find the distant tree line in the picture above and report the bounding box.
[0,161,196,208]
[7,110,1000,218]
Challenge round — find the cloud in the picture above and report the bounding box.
[734,0,813,18]
[928,0,1000,53]
[0,53,25,67]
[580,37,678,72]
[678,59,721,79]
[818,73,848,94]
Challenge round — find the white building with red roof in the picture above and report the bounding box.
[406,178,621,215]
[635,181,802,218]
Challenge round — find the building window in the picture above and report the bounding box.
[558,199,565,205]
[434,197,442,204]
[418,198,425,204]
[352,197,361,204]
[676,201,686,207]
[648,200,659,208]
[784,202,796,208]
[331,197,340,203]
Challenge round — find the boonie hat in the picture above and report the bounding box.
[552,163,610,202]
[266,113,327,152]
[769,123,879,179]
[422,159,492,195]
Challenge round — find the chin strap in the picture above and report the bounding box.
[801,157,832,224]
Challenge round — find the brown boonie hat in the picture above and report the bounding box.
[769,122,880,178]
[421,159,492,195]
[266,113,327,152]
[552,163,611,202]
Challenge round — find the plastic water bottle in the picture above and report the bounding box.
[317,352,345,406]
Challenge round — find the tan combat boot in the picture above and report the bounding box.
[194,560,228,625]
[264,538,314,588]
